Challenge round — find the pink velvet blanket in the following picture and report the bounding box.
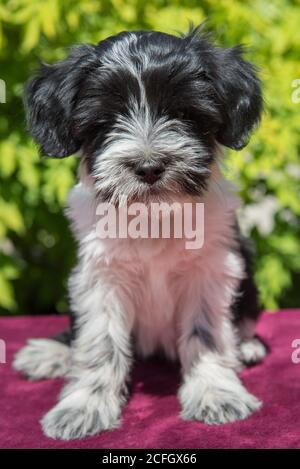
[1,310,299,448]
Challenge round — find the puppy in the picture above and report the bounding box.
[14,26,267,440]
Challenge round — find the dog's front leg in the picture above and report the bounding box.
[42,267,132,440]
[178,319,261,424]
[178,274,261,425]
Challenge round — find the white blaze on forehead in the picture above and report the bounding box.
[100,32,154,126]
[101,32,150,74]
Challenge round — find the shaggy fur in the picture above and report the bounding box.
[13,26,266,440]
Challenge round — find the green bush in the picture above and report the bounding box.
[0,0,299,315]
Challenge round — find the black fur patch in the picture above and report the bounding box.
[231,222,261,325]
[191,324,216,351]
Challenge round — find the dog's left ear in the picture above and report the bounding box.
[212,46,263,150]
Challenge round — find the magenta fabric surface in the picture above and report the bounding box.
[1,310,300,449]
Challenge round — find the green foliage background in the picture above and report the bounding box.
[0,0,299,315]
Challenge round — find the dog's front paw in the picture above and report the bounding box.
[41,392,121,440]
[179,370,261,425]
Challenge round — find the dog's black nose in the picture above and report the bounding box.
[135,161,165,185]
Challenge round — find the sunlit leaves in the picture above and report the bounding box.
[256,255,292,311]
[0,198,24,237]
[0,272,16,310]
[0,0,299,313]
[42,158,77,206]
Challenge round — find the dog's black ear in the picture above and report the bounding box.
[25,45,99,158]
[212,46,263,150]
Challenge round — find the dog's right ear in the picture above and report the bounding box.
[25,45,99,158]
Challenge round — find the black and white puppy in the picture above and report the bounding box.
[14,27,267,440]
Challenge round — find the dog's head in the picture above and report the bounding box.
[25,27,262,204]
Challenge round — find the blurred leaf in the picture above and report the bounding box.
[22,17,41,52]
[256,255,292,310]
[0,199,25,235]
[0,272,16,310]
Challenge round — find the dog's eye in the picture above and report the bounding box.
[177,111,185,119]
[175,110,188,120]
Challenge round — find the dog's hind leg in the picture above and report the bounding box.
[238,333,267,365]
[231,230,267,365]
[13,329,71,381]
